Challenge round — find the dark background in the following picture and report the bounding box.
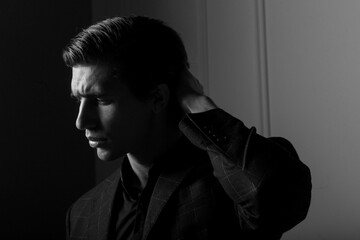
[0,1,95,239]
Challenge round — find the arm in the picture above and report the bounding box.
[176,70,312,236]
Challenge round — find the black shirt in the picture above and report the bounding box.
[109,136,198,240]
[109,156,161,240]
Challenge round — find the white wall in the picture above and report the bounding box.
[207,1,360,238]
[206,0,267,133]
[266,1,360,239]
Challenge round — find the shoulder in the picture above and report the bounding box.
[69,168,121,216]
[269,137,299,158]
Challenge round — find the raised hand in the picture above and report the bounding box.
[176,69,217,114]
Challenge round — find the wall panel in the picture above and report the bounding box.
[266,1,360,239]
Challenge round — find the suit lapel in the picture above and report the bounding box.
[142,165,195,240]
[142,137,206,240]
[88,167,121,240]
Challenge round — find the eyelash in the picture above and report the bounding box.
[96,98,112,105]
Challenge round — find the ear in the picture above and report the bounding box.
[149,84,170,113]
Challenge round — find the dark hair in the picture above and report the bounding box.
[63,16,189,102]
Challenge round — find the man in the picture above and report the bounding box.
[63,16,311,240]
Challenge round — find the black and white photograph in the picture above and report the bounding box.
[1,1,359,239]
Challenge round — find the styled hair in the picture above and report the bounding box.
[63,16,189,101]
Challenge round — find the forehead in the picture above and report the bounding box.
[71,64,118,95]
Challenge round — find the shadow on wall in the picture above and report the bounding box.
[0,1,95,239]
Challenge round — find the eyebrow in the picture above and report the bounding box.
[70,92,110,99]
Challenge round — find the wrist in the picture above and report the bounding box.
[182,95,217,114]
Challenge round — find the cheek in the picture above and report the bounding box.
[96,106,126,136]
[126,108,154,142]
[101,104,152,137]
[98,106,117,126]
[126,108,152,132]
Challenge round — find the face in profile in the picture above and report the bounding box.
[71,64,154,161]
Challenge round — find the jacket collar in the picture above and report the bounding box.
[90,136,205,240]
[142,136,206,239]
[87,160,122,240]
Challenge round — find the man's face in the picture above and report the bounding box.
[71,64,153,161]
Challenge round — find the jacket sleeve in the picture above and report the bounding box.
[179,108,312,236]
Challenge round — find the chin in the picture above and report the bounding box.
[96,148,124,161]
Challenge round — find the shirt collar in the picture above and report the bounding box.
[119,156,142,200]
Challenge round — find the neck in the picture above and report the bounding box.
[127,155,152,189]
[127,124,182,189]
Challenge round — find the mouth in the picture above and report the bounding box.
[87,137,108,148]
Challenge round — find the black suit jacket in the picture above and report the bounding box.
[66,109,311,240]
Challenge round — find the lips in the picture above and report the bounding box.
[87,136,107,148]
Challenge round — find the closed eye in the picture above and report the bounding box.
[70,92,113,105]
[96,97,113,105]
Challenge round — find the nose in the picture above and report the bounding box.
[76,99,97,130]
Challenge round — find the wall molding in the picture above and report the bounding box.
[195,0,210,95]
[256,0,271,137]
